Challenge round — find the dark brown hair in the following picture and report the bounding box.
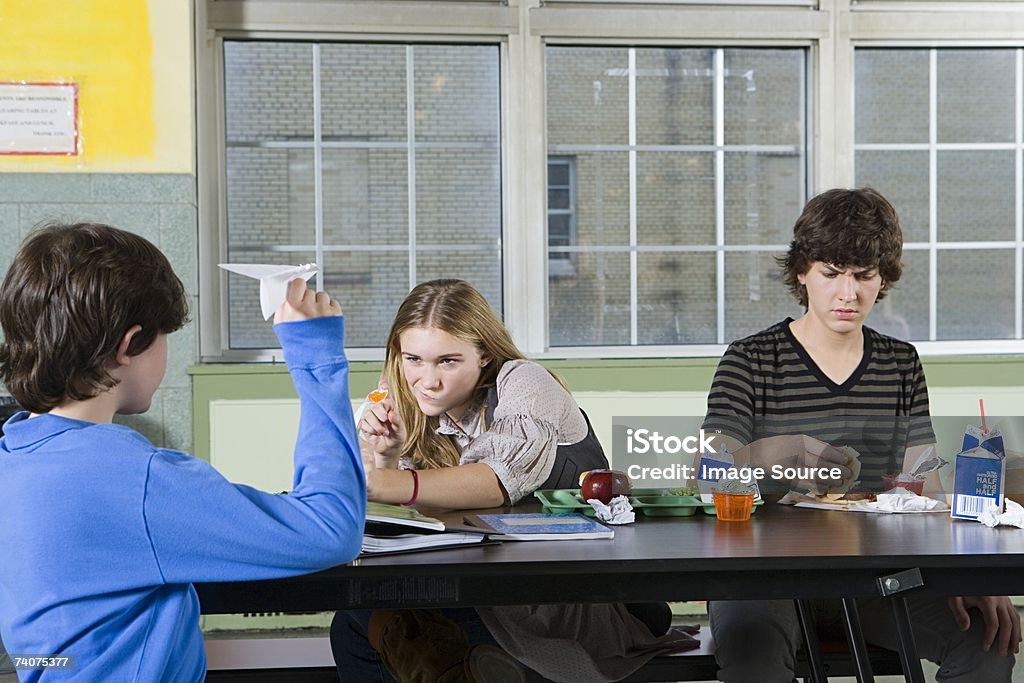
[0,222,189,413]
[780,187,904,307]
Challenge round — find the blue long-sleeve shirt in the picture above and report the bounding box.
[0,316,366,682]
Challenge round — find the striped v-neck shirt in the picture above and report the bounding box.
[702,318,935,490]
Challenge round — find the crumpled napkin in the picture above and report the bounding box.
[850,487,945,513]
[587,494,635,524]
[977,498,1024,528]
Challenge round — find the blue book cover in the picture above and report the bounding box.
[466,513,614,540]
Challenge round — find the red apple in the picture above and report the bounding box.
[580,469,631,504]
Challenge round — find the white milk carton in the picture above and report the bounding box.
[696,446,762,505]
[951,426,1006,521]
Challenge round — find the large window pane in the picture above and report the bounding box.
[321,44,406,141]
[415,148,500,245]
[322,149,408,246]
[724,251,802,341]
[226,148,314,249]
[637,152,714,245]
[225,42,313,142]
[937,151,1014,242]
[413,45,500,143]
[724,49,803,146]
[637,253,716,344]
[549,252,631,346]
[546,46,807,347]
[322,252,410,348]
[547,48,629,146]
[854,47,1022,344]
[636,49,713,145]
[938,250,1015,340]
[855,151,929,243]
[575,152,630,245]
[223,40,501,351]
[855,50,928,145]
[874,250,929,342]
[937,50,1015,144]
[724,153,803,245]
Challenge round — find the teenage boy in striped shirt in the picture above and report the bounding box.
[702,188,1019,682]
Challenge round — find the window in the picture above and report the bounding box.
[545,47,807,346]
[198,0,1024,359]
[220,41,502,351]
[855,48,1023,342]
[547,157,578,278]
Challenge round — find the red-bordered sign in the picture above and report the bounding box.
[0,82,79,155]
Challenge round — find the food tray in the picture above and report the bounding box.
[533,489,597,516]
[630,487,765,516]
[629,493,703,517]
[536,488,764,518]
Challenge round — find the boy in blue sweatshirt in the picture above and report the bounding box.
[0,222,366,682]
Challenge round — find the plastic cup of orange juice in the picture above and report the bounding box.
[713,491,755,521]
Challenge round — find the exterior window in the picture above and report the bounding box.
[222,41,502,350]
[855,48,1023,342]
[548,157,577,278]
[545,47,808,346]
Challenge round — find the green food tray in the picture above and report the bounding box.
[535,488,764,518]
[629,493,703,517]
[631,488,765,516]
[533,489,597,516]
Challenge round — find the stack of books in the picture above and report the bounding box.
[361,502,489,556]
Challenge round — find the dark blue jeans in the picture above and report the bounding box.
[329,608,500,683]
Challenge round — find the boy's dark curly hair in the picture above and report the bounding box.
[779,188,904,307]
[0,222,189,413]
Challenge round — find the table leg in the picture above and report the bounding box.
[840,597,875,683]
[888,595,926,683]
[795,599,828,683]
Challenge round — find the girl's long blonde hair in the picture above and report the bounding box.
[385,279,544,470]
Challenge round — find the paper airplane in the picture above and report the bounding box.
[219,263,319,320]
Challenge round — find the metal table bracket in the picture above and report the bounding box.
[876,568,924,597]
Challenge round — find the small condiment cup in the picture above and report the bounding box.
[713,491,755,521]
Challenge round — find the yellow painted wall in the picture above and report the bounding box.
[0,0,192,173]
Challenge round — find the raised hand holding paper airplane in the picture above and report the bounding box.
[219,263,319,320]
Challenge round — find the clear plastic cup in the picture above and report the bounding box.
[881,473,924,496]
[713,492,755,521]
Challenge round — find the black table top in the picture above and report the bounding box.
[196,501,1024,614]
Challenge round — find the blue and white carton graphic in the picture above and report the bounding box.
[696,446,762,505]
[951,426,1006,520]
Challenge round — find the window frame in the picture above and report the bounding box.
[543,43,811,348]
[197,0,1024,361]
[197,3,517,361]
[852,44,1024,345]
